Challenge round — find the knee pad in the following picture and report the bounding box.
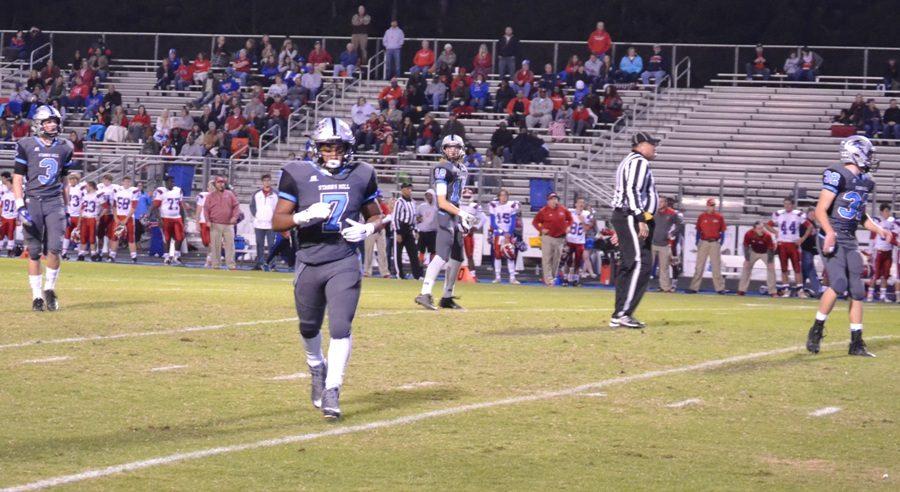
[848,277,866,301]
[299,322,322,339]
[27,245,42,261]
[830,277,848,296]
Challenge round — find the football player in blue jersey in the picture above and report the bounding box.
[272,117,391,419]
[806,136,891,357]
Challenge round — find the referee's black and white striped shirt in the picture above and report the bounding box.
[393,196,417,227]
[611,151,658,219]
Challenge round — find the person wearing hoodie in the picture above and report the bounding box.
[526,88,554,129]
[783,52,801,81]
[618,46,643,83]
[641,44,668,86]
[797,46,823,82]
[469,74,491,111]
[572,80,591,106]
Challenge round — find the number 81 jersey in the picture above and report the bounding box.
[822,164,875,240]
[277,160,379,265]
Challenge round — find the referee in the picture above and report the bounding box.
[392,182,423,279]
[609,132,659,329]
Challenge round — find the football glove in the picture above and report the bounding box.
[457,209,476,232]
[70,227,81,243]
[114,222,127,240]
[15,199,33,227]
[341,218,374,243]
[293,202,333,226]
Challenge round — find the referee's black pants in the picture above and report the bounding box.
[394,224,423,279]
[611,209,654,318]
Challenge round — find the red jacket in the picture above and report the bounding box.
[413,49,435,68]
[514,69,534,86]
[587,29,612,55]
[697,212,726,241]
[532,205,573,238]
[743,230,775,254]
[308,49,333,66]
[378,86,403,102]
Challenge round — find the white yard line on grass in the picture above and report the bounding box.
[268,373,308,381]
[396,381,440,390]
[19,356,71,365]
[808,406,842,417]
[3,334,893,492]
[149,365,188,373]
[580,392,607,397]
[666,398,702,408]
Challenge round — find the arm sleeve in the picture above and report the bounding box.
[277,170,299,203]
[363,169,379,204]
[249,191,258,217]
[624,158,647,218]
[229,192,240,223]
[14,142,28,175]
[821,169,843,194]
[532,211,543,230]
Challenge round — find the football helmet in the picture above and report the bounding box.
[500,239,517,259]
[114,222,127,240]
[311,117,355,170]
[840,135,879,173]
[32,105,62,138]
[441,134,465,162]
[70,227,81,243]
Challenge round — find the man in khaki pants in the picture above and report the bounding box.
[738,222,777,296]
[364,192,391,277]
[688,198,726,294]
[650,197,683,292]
[205,176,241,270]
[531,192,573,286]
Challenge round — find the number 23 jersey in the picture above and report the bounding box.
[821,164,875,241]
[278,160,379,265]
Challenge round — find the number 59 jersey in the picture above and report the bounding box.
[821,164,875,241]
[277,160,379,265]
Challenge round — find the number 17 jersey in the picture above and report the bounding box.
[821,164,875,243]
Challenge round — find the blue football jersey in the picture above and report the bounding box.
[821,164,875,240]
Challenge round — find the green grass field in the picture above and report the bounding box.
[1,258,897,490]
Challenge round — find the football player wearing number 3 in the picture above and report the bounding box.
[806,136,891,357]
[13,105,74,312]
[415,135,477,310]
[272,118,389,420]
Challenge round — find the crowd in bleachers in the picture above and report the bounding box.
[832,95,900,141]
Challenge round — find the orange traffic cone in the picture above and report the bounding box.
[457,265,477,283]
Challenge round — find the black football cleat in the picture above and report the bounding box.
[806,320,825,354]
[309,363,327,409]
[415,294,437,310]
[32,298,45,312]
[321,388,341,420]
[848,331,875,357]
[43,290,59,312]
[439,296,464,309]
[618,315,646,329]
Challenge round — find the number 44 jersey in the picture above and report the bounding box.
[821,164,875,243]
[277,160,379,265]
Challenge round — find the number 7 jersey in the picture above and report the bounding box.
[277,160,379,265]
[821,164,875,241]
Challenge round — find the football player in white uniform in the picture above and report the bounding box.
[96,174,119,260]
[152,175,186,265]
[0,173,18,256]
[460,188,486,277]
[564,197,594,286]
[488,188,520,284]
[109,176,140,263]
[77,181,103,261]
[867,203,897,302]
[766,197,807,297]
[62,173,85,259]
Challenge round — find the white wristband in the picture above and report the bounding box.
[15,198,25,209]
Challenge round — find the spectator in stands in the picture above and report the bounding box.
[783,51,801,81]
[415,113,441,152]
[7,83,35,117]
[379,133,399,157]
[494,79,516,115]
[155,108,173,141]
[587,21,612,58]
[259,35,275,61]
[469,74,491,111]
[397,116,417,149]
[277,39,297,70]
[527,88,553,129]
[245,95,267,128]
[508,128,549,164]
[490,120,513,156]
[439,112,466,141]
[61,75,89,110]
[404,76,427,121]
[50,99,67,125]
[569,65,591,89]
[202,121,223,155]
[206,175,240,270]
[506,91,531,128]
[687,198,727,294]
[848,94,866,128]
[410,40,435,76]
[538,63,558,93]
[533,192,573,286]
[104,109,128,143]
[572,80,590,106]
[797,46,823,82]
[180,134,205,157]
[300,64,323,104]
[12,116,30,140]
[155,58,174,90]
[308,41,332,69]
[472,44,492,79]
[335,42,360,78]
[497,27,520,79]
[737,221,777,296]
[227,49,252,86]
[383,98,403,129]
[569,102,594,136]
[641,44,668,86]
[26,69,43,94]
[584,54,603,85]
[68,130,83,162]
[166,48,181,72]
[464,144,484,170]
[128,105,151,142]
[350,96,377,132]
[425,74,448,111]
[549,86,567,115]
[745,44,772,80]
[192,52,211,84]
[82,86,104,119]
[267,96,290,141]
[0,120,11,142]
[175,58,194,90]
[351,5,371,62]
[103,84,122,111]
[882,99,900,140]
[435,44,457,76]
[260,55,279,81]
[862,99,882,138]
[40,59,60,87]
[357,112,381,150]
[833,108,853,126]
[617,46,643,83]
[599,85,624,123]
[267,74,288,102]
[511,60,534,98]
[382,20,405,79]
[211,36,229,68]
[378,77,404,110]
[3,30,26,60]
[884,59,899,92]
[76,58,96,89]
[562,55,582,85]
[447,71,471,112]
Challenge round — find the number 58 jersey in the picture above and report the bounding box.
[277,160,379,265]
[821,164,875,241]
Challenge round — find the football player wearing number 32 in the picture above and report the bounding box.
[415,135,477,310]
[806,136,891,358]
[13,105,74,312]
[272,117,390,420]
